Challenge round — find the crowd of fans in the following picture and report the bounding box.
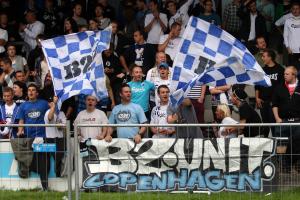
[0,0,300,190]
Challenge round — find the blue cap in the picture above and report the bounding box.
[158,62,169,68]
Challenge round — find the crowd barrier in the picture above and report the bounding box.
[1,123,300,200]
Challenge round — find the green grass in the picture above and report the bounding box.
[1,189,300,200]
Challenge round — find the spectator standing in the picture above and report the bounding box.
[258,0,275,35]
[19,10,45,50]
[223,0,242,38]
[231,88,263,137]
[284,2,300,70]
[74,95,108,141]
[13,81,27,106]
[40,0,60,37]
[167,98,203,138]
[136,0,149,30]
[237,0,266,53]
[44,95,67,177]
[166,0,193,36]
[7,43,29,80]
[144,0,168,48]
[0,57,16,89]
[255,49,284,137]
[158,22,181,61]
[0,87,19,139]
[150,85,175,138]
[272,66,300,169]
[120,30,156,75]
[16,83,49,138]
[199,0,221,26]
[72,3,87,27]
[98,0,116,20]
[107,83,147,143]
[128,65,155,119]
[64,17,79,34]
[94,4,110,30]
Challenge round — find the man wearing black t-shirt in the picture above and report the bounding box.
[231,88,263,137]
[255,49,284,137]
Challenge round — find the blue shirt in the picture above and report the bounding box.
[128,80,155,112]
[16,99,49,138]
[199,13,221,26]
[109,102,147,138]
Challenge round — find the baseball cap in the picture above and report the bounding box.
[158,62,169,68]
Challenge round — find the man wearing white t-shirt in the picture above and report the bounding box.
[144,0,168,46]
[74,95,109,141]
[150,85,175,138]
[158,22,181,61]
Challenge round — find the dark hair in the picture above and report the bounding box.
[2,86,13,94]
[291,2,300,7]
[157,85,170,94]
[37,34,47,40]
[6,43,16,49]
[203,0,213,5]
[27,83,39,91]
[64,17,79,33]
[134,29,145,38]
[14,81,27,90]
[1,57,12,66]
[255,35,265,43]
[263,49,276,61]
[120,83,131,93]
[149,0,158,5]
[136,0,146,3]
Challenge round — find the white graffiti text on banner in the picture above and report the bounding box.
[81,138,276,192]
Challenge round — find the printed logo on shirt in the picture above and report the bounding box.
[131,87,145,93]
[268,73,278,80]
[82,118,96,122]
[117,110,131,122]
[28,110,41,119]
[291,24,300,28]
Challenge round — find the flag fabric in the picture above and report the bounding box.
[41,29,111,107]
[170,17,271,106]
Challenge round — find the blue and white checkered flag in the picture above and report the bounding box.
[170,17,271,106]
[41,29,111,107]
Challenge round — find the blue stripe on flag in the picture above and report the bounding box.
[183,55,195,70]
[192,29,207,45]
[204,47,216,57]
[78,32,88,41]
[52,67,62,79]
[242,52,256,69]
[216,79,227,86]
[53,36,66,48]
[71,80,83,90]
[173,66,182,81]
[217,40,233,57]
[208,24,222,38]
[80,48,92,54]
[59,55,70,63]
[218,66,235,78]
[45,48,58,58]
[233,39,246,51]
[180,40,191,54]
[68,42,80,54]
[236,73,251,82]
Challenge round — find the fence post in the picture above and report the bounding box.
[74,124,80,200]
[66,120,72,200]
